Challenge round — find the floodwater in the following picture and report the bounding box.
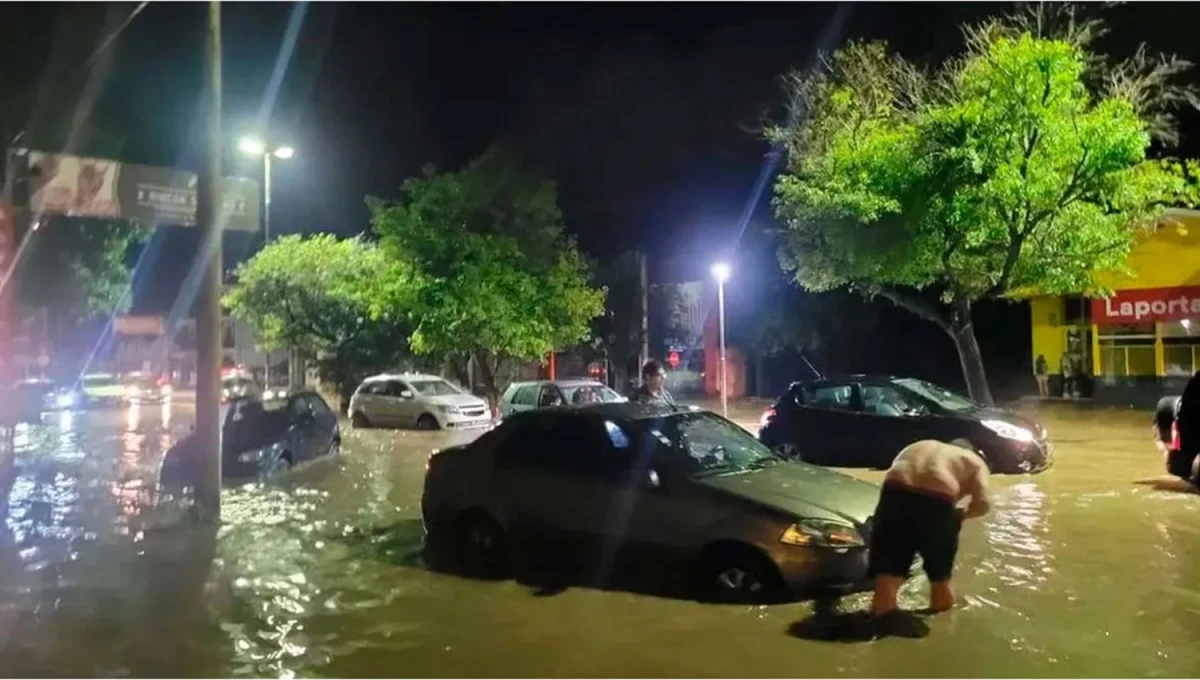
[1,400,1198,678]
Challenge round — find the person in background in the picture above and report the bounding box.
[868,438,992,619]
[1034,354,1049,398]
[630,360,676,407]
[1060,351,1075,398]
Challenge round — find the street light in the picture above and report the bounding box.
[238,134,294,386]
[711,262,730,419]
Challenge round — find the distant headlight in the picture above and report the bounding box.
[981,419,1035,442]
[55,393,76,408]
[780,519,864,548]
[438,404,461,414]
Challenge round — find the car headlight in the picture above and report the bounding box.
[237,446,272,464]
[438,404,460,414]
[780,519,865,548]
[981,419,1035,442]
[55,393,76,408]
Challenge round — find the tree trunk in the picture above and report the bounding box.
[949,298,994,406]
[472,349,502,410]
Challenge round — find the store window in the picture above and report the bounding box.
[1098,324,1155,378]
[1163,320,1200,376]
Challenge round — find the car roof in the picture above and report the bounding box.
[504,401,689,423]
[791,374,903,388]
[509,379,609,389]
[363,372,444,383]
[82,373,117,379]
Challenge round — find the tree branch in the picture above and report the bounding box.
[876,287,952,334]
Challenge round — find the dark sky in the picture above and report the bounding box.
[4,1,1200,387]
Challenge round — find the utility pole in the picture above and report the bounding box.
[639,251,649,373]
[194,0,223,522]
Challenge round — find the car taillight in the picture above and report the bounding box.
[760,407,776,430]
[1171,421,1180,450]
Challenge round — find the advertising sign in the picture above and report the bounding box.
[1090,286,1200,325]
[25,151,259,231]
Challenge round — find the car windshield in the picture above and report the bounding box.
[894,378,975,412]
[409,379,461,397]
[642,412,781,477]
[564,384,623,405]
[224,378,254,390]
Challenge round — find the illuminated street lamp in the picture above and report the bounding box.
[711,262,731,418]
[238,135,294,386]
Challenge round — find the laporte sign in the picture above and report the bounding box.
[1090,286,1200,325]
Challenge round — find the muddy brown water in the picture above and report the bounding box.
[0,402,1197,677]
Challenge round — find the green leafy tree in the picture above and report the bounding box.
[223,234,414,402]
[370,148,606,404]
[769,4,1199,404]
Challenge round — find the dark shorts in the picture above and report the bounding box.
[867,483,962,583]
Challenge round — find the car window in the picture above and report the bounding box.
[290,396,313,419]
[566,385,623,405]
[512,386,538,406]
[499,414,614,475]
[639,412,780,477]
[307,395,334,418]
[360,382,385,396]
[409,378,461,397]
[537,385,564,408]
[804,384,855,411]
[861,385,919,417]
[383,381,410,397]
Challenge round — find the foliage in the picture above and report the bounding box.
[768,3,1199,404]
[223,234,413,400]
[369,147,606,401]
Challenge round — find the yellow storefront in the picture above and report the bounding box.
[1029,208,1200,406]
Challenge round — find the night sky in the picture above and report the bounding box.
[4,2,1200,391]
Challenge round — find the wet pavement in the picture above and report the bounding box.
[0,400,1198,677]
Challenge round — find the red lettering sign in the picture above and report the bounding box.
[1091,286,1200,325]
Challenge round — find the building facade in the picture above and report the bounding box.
[1029,208,1200,407]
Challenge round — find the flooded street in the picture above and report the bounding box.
[1,401,1198,677]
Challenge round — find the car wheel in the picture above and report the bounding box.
[693,544,785,605]
[351,412,371,428]
[265,454,292,479]
[417,413,440,431]
[454,510,509,578]
[772,441,804,462]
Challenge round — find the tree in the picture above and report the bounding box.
[769,4,1199,405]
[369,148,606,404]
[222,234,413,401]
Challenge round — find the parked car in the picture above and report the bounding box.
[80,373,124,406]
[758,375,1051,474]
[12,378,82,420]
[497,379,627,418]
[421,403,881,604]
[1153,395,1200,481]
[123,373,172,405]
[348,373,490,430]
[159,391,341,488]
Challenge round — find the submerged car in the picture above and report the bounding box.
[1154,395,1198,482]
[758,375,1051,474]
[124,373,172,405]
[349,373,490,430]
[421,403,881,604]
[159,391,341,487]
[81,373,124,406]
[221,375,261,403]
[497,379,627,418]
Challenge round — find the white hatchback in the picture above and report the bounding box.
[348,373,491,430]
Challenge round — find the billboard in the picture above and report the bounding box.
[1091,285,1200,325]
[25,151,259,231]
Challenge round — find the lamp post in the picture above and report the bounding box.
[238,136,294,387]
[711,262,730,419]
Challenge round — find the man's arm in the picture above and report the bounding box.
[961,459,992,519]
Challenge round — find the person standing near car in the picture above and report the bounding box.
[1060,351,1075,398]
[1034,354,1049,398]
[630,360,677,408]
[868,438,992,619]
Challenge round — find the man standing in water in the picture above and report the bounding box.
[868,438,992,618]
[630,360,676,407]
